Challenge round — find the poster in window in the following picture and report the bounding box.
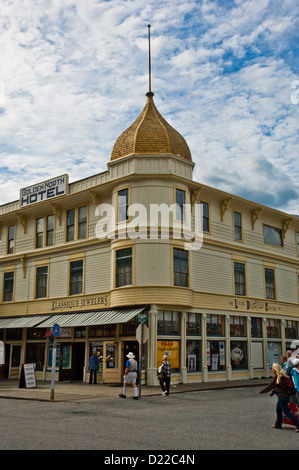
[187,354,196,372]
[157,340,180,371]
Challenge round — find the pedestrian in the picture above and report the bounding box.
[158,355,172,396]
[281,355,287,371]
[285,350,294,372]
[119,352,138,400]
[258,363,299,432]
[89,351,99,384]
[290,358,299,405]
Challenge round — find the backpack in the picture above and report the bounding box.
[285,376,296,395]
[156,365,165,380]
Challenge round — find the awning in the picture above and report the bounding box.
[0,315,51,329]
[35,307,146,328]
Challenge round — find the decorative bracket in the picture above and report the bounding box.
[191,187,203,210]
[221,198,233,222]
[251,207,263,230]
[49,203,61,225]
[15,212,26,234]
[282,217,294,239]
[89,190,100,206]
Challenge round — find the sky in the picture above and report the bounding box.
[0,0,298,215]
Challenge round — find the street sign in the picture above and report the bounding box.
[53,323,60,337]
[136,324,149,344]
[137,313,148,324]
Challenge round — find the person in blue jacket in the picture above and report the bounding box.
[291,358,299,405]
[89,351,99,384]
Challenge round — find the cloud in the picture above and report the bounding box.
[0,0,298,215]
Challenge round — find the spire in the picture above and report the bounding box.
[147,24,154,98]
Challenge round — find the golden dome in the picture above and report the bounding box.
[110,92,192,162]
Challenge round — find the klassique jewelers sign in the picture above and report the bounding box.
[20,174,68,207]
[51,295,109,311]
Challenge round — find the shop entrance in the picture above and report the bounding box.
[58,342,85,381]
[103,341,121,383]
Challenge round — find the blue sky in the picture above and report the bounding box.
[0,0,298,214]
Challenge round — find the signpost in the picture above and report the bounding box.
[50,324,60,400]
[136,313,148,398]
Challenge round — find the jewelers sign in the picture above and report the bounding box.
[20,174,68,207]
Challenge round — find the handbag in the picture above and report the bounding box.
[157,364,165,380]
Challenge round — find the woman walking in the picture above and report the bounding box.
[258,363,299,431]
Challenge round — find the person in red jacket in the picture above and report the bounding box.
[258,363,299,431]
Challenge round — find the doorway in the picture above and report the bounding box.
[103,341,121,383]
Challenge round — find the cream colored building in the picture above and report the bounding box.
[0,90,299,386]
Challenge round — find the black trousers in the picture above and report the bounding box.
[89,370,97,384]
[159,376,171,395]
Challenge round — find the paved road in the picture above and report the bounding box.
[1,386,299,452]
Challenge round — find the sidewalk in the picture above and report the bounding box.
[0,378,269,402]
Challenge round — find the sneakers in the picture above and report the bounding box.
[295,428,299,432]
[133,396,139,400]
[119,393,126,398]
[162,391,167,396]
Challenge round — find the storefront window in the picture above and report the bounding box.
[186,313,201,336]
[157,311,181,335]
[207,340,225,371]
[230,316,246,337]
[230,341,248,370]
[186,340,201,372]
[285,320,297,339]
[74,327,86,338]
[25,343,45,371]
[27,328,47,340]
[267,342,281,368]
[266,318,280,338]
[157,340,180,373]
[89,324,116,337]
[11,345,21,368]
[251,318,263,338]
[120,318,137,336]
[6,328,22,341]
[206,315,225,336]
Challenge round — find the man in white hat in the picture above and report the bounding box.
[119,352,138,400]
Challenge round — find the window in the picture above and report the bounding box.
[7,225,15,254]
[78,206,87,239]
[186,340,201,372]
[266,318,280,338]
[230,341,248,370]
[116,248,132,287]
[207,340,225,371]
[173,248,188,287]
[118,188,129,223]
[186,313,201,335]
[67,209,75,241]
[285,320,297,339]
[234,262,246,296]
[67,206,87,242]
[35,215,54,248]
[69,260,83,295]
[157,311,181,335]
[46,215,54,246]
[296,232,299,255]
[200,201,209,232]
[251,318,263,338]
[263,225,282,247]
[234,212,242,240]
[176,188,186,222]
[3,272,14,301]
[25,343,45,372]
[230,316,246,336]
[206,314,225,336]
[36,218,44,248]
[36,266,48,298]
[265,268,275,299]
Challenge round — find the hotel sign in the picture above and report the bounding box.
[20,174,68,207]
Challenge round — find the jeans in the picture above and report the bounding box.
[275,396,299,428]
[89,370,97,384]
[159,377,171,395]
